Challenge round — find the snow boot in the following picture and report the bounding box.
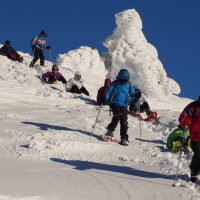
[103,130,115,142]
[119,139,129,146]
[190,173,200,184]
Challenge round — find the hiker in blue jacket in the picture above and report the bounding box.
[29,30,51,67]
[104,68,135,146]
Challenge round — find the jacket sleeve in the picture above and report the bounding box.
[178,102,195,129]
[31,36,38,46]
[59,75,67,84]
[0,46,6,55]
[42,72,50,82]
[129,83,136,99]
[12,48,20,57]
[65,79,73,91]
[104,82,115,101]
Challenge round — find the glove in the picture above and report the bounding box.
[46,45,51,50]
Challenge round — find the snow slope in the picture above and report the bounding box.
[0,8,199,200]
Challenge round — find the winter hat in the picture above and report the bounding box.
[116,68,130,81]
[40,30,48,37]
[5,40,10,45]
[52,64,59,71]
[104,78,111,86]
[75,71,81,76]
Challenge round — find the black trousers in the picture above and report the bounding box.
[190,141,200,175]
[129,100,151,115]
[30,47,44,66]
[107,104,128,140]
[69,85,89,96]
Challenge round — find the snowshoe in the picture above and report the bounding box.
[102,135,116,142]
[144,112,157,122]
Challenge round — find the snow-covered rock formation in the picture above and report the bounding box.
[103,9,180,99]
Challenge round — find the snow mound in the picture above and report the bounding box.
[103,9,180,99]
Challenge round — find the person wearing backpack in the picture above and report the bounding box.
[179,96,200,183]
[103,68,135,146]
[29,30,51,67]
[0,40,23,62]
[97,78,111,105]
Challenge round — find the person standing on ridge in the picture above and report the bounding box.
[103,68,135,146]
[29,30,51,67]
[179,96,200,183]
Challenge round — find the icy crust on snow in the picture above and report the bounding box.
[103,9,180,98]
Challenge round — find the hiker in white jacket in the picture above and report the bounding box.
[65,71,89,96]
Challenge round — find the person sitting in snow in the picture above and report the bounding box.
[179,96,200,183]
[65,71,89,96]
[0,40,23,62]
[29,30,51,67]
[129,88,157,121]
[103,68,135,146]
[167,126,190,153]
[97,78,112,105]
[42,64,67,84]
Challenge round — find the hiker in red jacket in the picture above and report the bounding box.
[179,96,200,183]
[97,78,111,105]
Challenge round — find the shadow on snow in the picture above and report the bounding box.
[21,121,102,140]
[50,158,188,183]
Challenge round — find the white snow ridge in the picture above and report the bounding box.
[104,9,180,99]
[0,8,198,200]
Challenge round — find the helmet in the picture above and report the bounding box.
[40,30,48,37]
[52,64,59,71]
[116,68,130,81]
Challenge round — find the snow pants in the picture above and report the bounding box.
[107,104,128,140]
[69,85,89,96]
[129,100,151,115]
[30,47,44,67]
[190,141,200,175]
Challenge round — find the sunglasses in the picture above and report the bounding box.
[53,68,59,71]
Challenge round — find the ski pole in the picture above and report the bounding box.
[48,49,52,62]
[173,128,187,186]
[89,106,102,142]
[138,106,142,144]
[139,116,142,143]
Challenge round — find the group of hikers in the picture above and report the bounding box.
[1,31,200,183]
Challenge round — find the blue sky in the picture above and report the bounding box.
[0,0,199,100]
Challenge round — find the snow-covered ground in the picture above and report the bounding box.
[0,8,199,200]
